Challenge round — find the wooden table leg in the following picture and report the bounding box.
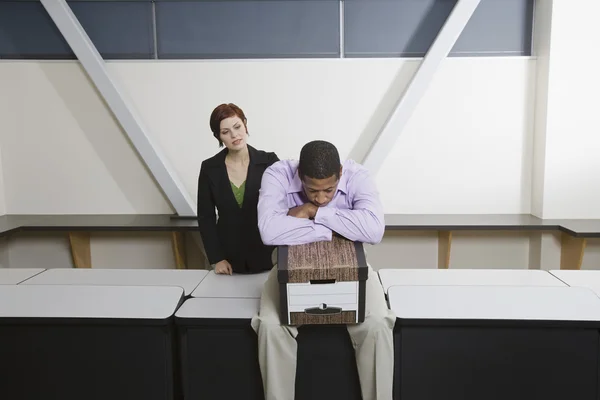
[68,232,92,268]
[560,232,586,270]
[438,231,452,269]
[171,231,187,269]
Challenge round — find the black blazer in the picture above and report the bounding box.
[197,145,280,274]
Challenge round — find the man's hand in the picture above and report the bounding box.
[287,203,318,219]
[214,260,233,275]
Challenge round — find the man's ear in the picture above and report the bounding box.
[339,165,343,178]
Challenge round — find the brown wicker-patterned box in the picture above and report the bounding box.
[277,236,368,326]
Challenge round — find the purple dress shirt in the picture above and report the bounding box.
[257,159,385,246]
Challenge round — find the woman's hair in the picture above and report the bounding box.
[209,103,247,147]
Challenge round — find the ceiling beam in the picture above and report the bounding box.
[40,0,196,216]
[362,0,481,174]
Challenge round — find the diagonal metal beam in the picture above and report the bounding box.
[39,0,196,216]
[362,0,481,174]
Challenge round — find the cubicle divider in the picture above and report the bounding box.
[381,268,600,400]
[180,269,362,400]
[0,284,184,400]
[17,267,211,400]
[176,297,265,400]
[388,284,600,400]
[6,267,600,400]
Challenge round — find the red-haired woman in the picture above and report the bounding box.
[197,103,279,275]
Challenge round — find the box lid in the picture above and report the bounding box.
[277,236,368,283]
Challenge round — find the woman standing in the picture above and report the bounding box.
[197,103,279,274]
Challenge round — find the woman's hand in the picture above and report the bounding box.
[215,260,233,275]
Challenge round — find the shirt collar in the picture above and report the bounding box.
[287,165,348,195]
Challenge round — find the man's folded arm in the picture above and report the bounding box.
[313,169,385,245]
[257,167,332,246]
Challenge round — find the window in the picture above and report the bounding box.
[0,1,74,59]
[343,0,534,57]
[0,0,534,60]
[0,1,154,59]
[155,0,340,59]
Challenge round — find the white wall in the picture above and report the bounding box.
[0,58,536,215]
[0,57,539,269]
[4,230,208,270]
[0,62,173,215]
[0,148,6,216]
[533,0,600,218]
[0,76,8,216]
[376,58,535,214]
[0,72,9,267]
[530,0,553,217]
[1,0,599,269]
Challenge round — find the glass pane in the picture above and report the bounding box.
[0,1,154,59]
[0,1,74,59]
[155,0,340,59]
[344,0,534,57]
[71,1,154,59]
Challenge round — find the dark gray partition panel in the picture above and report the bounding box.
[176,297,362,400]
[554,220,600,238]
[0,1,154,59]
[0,285,184,400]
[176,298,264,400]
[389,285,600,400]
[155,0,340,59]
[344,0,534,57]
[382,213,552,230]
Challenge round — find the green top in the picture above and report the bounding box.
[230,181,246,207]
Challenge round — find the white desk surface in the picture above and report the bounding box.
[22,268,208,296]
[176,297,259,319]
[549,270,600,296]
[0,268,45,285]
[0,285,183,319]
[378,269,566,293]
[388,285,600,321]
[191,270,270,299]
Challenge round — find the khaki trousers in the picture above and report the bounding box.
[250,262,396,400]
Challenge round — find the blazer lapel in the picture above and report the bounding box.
[242,145,267,212]
[207,148,242,211]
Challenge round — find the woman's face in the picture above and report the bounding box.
[219,116,248,150]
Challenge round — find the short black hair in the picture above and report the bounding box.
[298,140,341,180]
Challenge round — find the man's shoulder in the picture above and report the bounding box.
[342,159,371,180]
[266,159,299,176]
[263,159,300,189]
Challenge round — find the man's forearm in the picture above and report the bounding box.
[313,207,384,244]
[258,212,333,246]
